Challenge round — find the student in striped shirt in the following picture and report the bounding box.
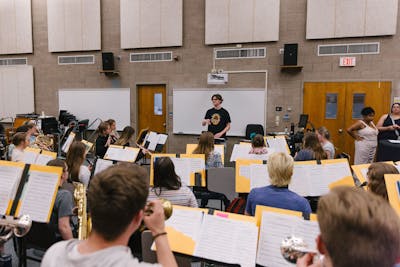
[148,157,198,207]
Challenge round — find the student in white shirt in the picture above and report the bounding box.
[11,132,29,162]
[66,141,91,187]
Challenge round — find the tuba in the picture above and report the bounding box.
[0,215,32,243]
[73,182,91,240]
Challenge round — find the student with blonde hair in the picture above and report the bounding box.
[245,152,311,216]
[297,186,400,267]
[193,131,223,168]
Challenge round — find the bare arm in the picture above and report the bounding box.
[58,216,73,240]
[214,122,231,139]
[376,114,400,131]
[202,119,210,126]
[346,121,364,141]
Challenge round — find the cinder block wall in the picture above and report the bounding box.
[26,0,400,153]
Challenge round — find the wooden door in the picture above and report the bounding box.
[137,85,167,134]
[304,82,391,162]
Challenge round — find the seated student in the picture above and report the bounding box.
[114,126,135,147]
[193,131,223,168]
[106,119,119,144]
[294,132,327,161]
[245,152,311,216]
[367,162,399,201]
[47,159,76,240]
[95,121,111,159]
[11,132,29,162]
[148,157,198,208]
[42,164,178,267]
[316,127,335,159]
[66,141,91,188]
[297,186,400,267]
[249,134,268,154]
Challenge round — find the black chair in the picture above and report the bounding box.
[245,124,264,140]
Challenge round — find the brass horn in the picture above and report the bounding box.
[280,235,318,263]
[0,215,32,243]
[140,199,173,231]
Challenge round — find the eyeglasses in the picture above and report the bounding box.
[212,98,219,101]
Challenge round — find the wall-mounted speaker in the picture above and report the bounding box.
[283,43,298,66]
[102,52,114,71]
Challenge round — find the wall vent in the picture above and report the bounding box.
[130,52,173,62]
[318,42,379,56]
[215,48,266,59]
[0,58,28,66]
[58,55,95,65]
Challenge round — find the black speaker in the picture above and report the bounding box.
[102,52,114,71]
[283,43,298,66]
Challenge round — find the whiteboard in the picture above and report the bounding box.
[173,89,265,136]
[58,89,130,130]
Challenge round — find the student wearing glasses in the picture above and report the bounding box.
[202,94,231,140]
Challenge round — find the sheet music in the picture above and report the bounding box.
[171,158,191,185]
[18,170,59,222]
[158,134,168,145]
[239,165,251,178]
[308,165,330,196]
[250,164,271,190]
[214,145,224,157]
[146,132,159,151]
[289,165,311,196]
[104,147,138,162]
[94,159,114,176]
[256,211,302,267]
[23,151,38,164]
[266,137,289,154]
[35,154,54,166]
[195,214,258,267]
[295,220,320,251]
[229,144,251,162]
[189,158,205,175]
[62,133,75,153]
[0,165,24,215]
[165,208,204,240]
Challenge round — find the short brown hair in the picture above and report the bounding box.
[88,164,149,241]
[251,134,265,148]
[267,152,293,186]
[318,186,400,267]
[367,162,399,200]
[12,132,27,146]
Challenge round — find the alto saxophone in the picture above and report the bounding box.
[73,182,91,240]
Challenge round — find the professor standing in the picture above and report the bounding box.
[202,94,231,139]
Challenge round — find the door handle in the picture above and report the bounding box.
[163,123,166,127]
[338,129,343,133]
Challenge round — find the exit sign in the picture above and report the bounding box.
[339,57,356,67]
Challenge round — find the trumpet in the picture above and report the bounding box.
[140,199,173,231]
[280,235,318,263]
[0,215,32,243]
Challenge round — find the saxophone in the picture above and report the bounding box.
[73,182,91,240]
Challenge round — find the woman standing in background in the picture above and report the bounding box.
[347,107,378,164]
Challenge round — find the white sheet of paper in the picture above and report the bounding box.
[17,170,59,222]
[23,151,38,164]
[230,144,251,162]
[266,137,289,154]
[146,132,159,151]
[195,214,258,267]
[257,214,320,267]
[214,145,224,157]
[35,154,54,166]
[61,133,75,153]
[157,134,168,145]
[289,164,311,196]
[171,158,191,185]
[189,158,205,174]
[0,165,24,215]
[250,164,271,190]
[360,168,369,182]
[105,147,138,162]
[239,165,251,178]
[388,139,400,144]
[94,159,114,176]
[165,208,204,240]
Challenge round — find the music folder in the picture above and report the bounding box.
[0,160,62,223]
[23,147,57,165]
[103,145,140,163]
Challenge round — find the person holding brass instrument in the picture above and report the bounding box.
[47,159,76,240]
[148,157,198,208]
[297,186,400,267]
[42,164,178,267]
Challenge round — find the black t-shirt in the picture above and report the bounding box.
[95,135,109,158]
[378,115,400,140]
[204,107,231,138]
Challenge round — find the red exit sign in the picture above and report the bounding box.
[339,57,356,67]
